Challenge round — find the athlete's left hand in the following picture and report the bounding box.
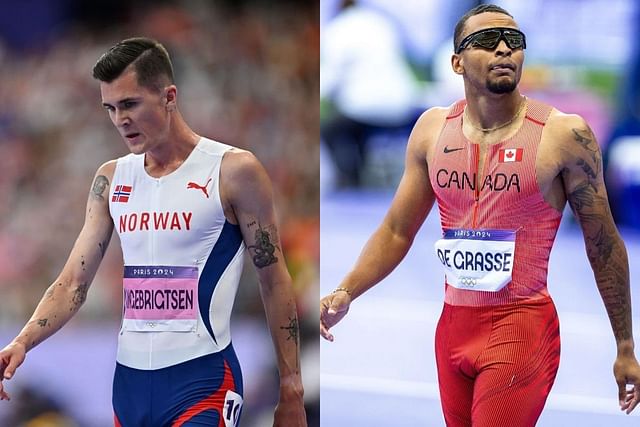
[273,387,306,427]
[614,352,640,414]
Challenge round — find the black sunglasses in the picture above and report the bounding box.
[456,27,526,54]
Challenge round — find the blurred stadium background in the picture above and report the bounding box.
[321,0,640,426]
[0,1,318,426]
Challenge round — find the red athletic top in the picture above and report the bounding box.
[429,98,562,306]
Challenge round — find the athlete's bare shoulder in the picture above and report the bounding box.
[411,106,450,142]
[220,148,264,182]
[219,148,272,223]
[542,108,597,167]
[545,108,590,138]
[96,159,117,178]
[408,106,450,163]
[415,106,450,124]
[409,107,449,153]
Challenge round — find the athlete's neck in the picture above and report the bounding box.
[464,91,524,131]
[144,113,200,177]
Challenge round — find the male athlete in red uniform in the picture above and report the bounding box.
[320,4,640,426]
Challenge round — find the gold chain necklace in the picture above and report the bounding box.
[464,96,527,133]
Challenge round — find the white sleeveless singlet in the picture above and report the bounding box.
[109,137,245,370]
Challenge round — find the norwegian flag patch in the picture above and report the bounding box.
[112,185,132,203]
[499,148,523,163]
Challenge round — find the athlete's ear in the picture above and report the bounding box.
[451,53,464,75]
[165,85,177,112]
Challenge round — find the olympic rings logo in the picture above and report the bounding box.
[459,277,477,287]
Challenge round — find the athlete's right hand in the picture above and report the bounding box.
[320,290,351,342]
[0,341,26,401]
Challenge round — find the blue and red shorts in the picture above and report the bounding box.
[113,345,243,427]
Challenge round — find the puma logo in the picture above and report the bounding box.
[187,178,212,198]
[443,146,464,154]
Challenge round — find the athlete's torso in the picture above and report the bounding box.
[109,137,245,369]
[429,98,563,306]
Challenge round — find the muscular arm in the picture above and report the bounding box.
[221,151,305,425]
[336,110,441,300]
[559,119,632,348]
[558,116,640,412]
[0,162,114,395]
[319,110,442,341]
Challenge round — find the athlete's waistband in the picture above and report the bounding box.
[443,279,551,307]
[116,340,236,371]
[443,293,554,309]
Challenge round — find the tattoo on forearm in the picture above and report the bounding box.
[37,318,48,327]
[586,224,614,264]
[566,127,631,341]
[247,223,279,268]
[91,175,109,200]
[70,282,89,310]
[281,314,300,371]
[280,315,299,344]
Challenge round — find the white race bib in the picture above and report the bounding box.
[434,229,516,292]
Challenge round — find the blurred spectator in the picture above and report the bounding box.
[3,385,78,427]
[0,1,318,426]
[605,3,640,228]
[320,0,418,187]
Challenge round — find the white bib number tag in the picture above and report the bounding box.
[434,229,516,292]
[223,390,243,427]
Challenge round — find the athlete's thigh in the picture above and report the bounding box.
[471,300,560,427]
[471,358,558,427]
[165,349,243,427]
[113,362,151,427]
[436,359,474,427]
[435,304,475,427]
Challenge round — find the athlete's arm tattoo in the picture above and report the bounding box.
[37,318,48,327]
[247,223,279,269]
[576,159,599,192]
[280,313,300,371]
[280,315,300,344]
[70,282,89,310]
[91,175,109,201]
[571,128,599,163]
[566,181,594,211]
[565,127,632,342]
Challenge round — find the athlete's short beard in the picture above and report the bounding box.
[487,78,517,94]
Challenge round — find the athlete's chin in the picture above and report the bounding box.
[486,77,517,94]
[124,138,147,155]
[126,145,146,155]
